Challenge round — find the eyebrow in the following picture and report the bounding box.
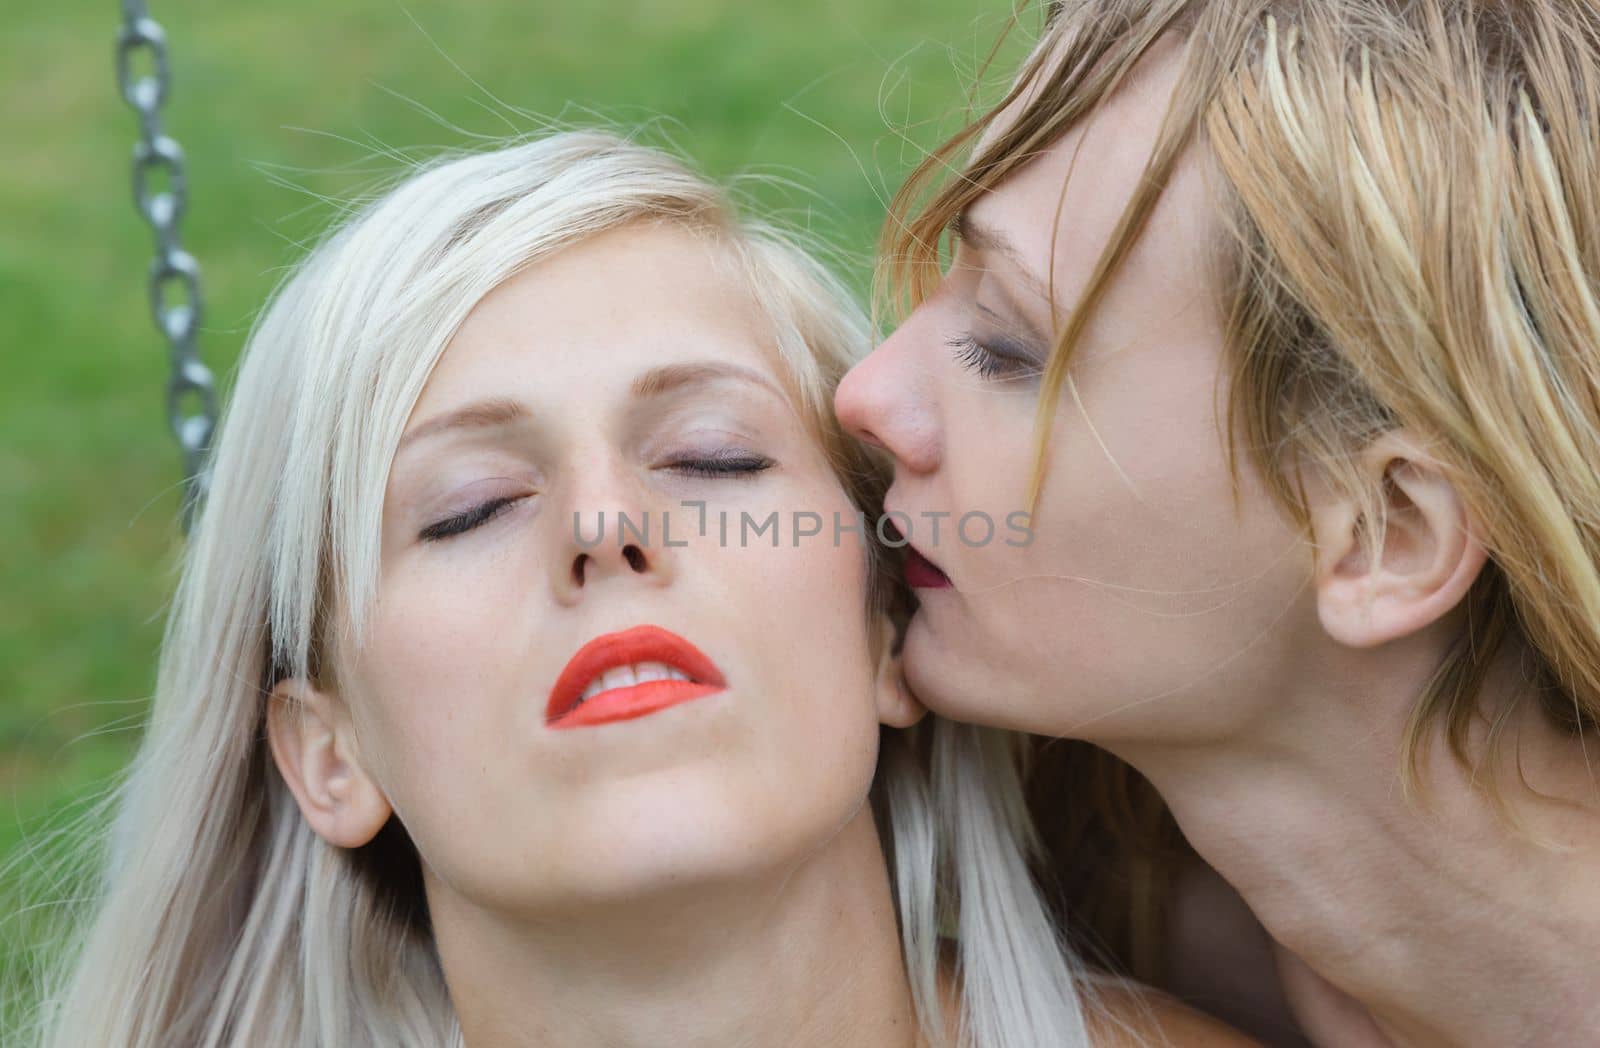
[396,395,529,456]
[949,209,1053,303]
[628,360,786,401]
[396,361,787,455]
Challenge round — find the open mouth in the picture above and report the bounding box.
[545,625,727,730]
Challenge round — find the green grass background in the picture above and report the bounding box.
[1,0,1035,1023]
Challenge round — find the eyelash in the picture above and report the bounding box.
[418,453,775,542]
[947,334,1036,381]
[668,451,775,478]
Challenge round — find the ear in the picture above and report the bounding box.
[1307,432,1489,649]
[266,677,392,848]
[870,613,928,729]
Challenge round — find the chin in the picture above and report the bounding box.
[902,613,1119,738]
[902,616,1025,730]
[542,771,867,908]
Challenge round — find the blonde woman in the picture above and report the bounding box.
[838,1,1600,1044]
[17,131,1242,1046]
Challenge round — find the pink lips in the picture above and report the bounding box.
[904,546,952,589]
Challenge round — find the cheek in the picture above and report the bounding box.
[1036,340,1300,593]
[943,333,1261,586]
[363,552,534,748]
[922,339,1313,735]
[714,482,884,764]
[341,554,545,893]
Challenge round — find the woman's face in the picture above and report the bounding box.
[335,222,903,916]
[835,41,1319,746]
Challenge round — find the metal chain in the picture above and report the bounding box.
[117,0,217,534]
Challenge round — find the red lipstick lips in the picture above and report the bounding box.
[545,625,727,730]
[904,546,952,589]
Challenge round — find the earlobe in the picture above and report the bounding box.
[266,679,392,848]
[1310,434,1488,649]
[870,615,929,729]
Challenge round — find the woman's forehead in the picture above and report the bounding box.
[976,25,1189,157]
[430,226,782,395]
[965,37,1217,323]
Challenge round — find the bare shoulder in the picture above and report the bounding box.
[1084,977,1263,1047]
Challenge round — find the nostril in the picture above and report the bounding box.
[571,553,588,586]
[622,544,647,573]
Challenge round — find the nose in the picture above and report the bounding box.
[834,317,942,475]
[549,455,675,605]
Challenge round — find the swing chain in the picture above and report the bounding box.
[117,0,217,534]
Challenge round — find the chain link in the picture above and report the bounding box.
[117,0,217,534]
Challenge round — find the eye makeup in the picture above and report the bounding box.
[403,365,797,546]
[413,444,778,545]
[947,330,1044,381]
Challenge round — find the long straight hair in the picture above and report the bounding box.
[14,130,1094,1048]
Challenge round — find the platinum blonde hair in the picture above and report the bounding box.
[17,130,1092,1048]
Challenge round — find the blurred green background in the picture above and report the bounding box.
[2,0,1032,1021]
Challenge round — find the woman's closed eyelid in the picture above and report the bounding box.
[635,407,784,460]
[413,446,778,544]
[973,278,1052,338]
[948,334,1041,382]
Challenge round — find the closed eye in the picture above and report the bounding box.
[947,334,1041,381]
[418,453,773,543]
[419,495,526,542]
[663,451,775,478]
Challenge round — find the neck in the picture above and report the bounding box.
[426,808,924,1048]
[1118,639,1600,1046]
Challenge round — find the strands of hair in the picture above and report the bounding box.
[10,129,1092,1048]
[887,0,1600,802]
[881,0,1600,975]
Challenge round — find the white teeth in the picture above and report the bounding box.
[574,661,691,705]
[600,665,638,693]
